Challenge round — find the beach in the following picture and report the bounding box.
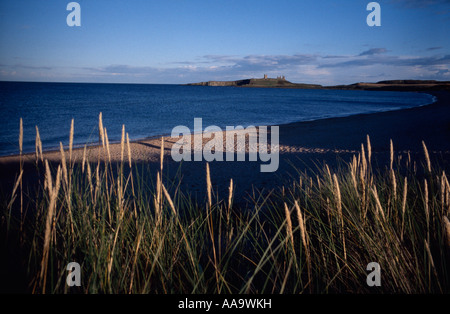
[1,89,450,295]
[1,90,449,205]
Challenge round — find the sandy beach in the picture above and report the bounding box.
[1,89,450,295]
[1,90,449,205]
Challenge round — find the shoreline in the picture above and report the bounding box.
[1,90,449,203]
[279,90,450,152]
[0,90,438,160]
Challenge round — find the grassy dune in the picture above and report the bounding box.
[1,117,450,294]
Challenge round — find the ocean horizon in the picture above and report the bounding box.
[0,81,435,157]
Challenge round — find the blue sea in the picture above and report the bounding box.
[0,81,435,156]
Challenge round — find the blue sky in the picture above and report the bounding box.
[0,0,449,85]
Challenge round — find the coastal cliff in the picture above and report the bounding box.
[185,77,450,91]
[185,77,322,89]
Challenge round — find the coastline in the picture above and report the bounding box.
[280,90,449,152]
[1,90,449,203]
[186,78,450,91]
[0,90,438,160]
[0,87,435,159]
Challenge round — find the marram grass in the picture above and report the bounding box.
[1,118,450,294]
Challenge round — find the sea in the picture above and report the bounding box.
[0,81,436,157]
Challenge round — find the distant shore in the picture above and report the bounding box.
[1,90,449,204]
[186,78,450,91]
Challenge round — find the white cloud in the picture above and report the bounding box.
[2,48,449,84]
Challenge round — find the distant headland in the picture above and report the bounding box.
[185,75,450,91]
[185,74,322,89]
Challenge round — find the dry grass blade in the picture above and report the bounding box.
[441,172,446,215]
[35,126,43,163]
[361,143,367,175]
[94,162,100,203]
[69,118,74,165]
[205,162,219,291]
[59,142,68,187]
[155,172,162,222]
[228,178,234,211]
[424,179,430,234]
[7,170,23,211]
[444,173,450,215]
[82,145,87,174]
[44,159,52,194]
[227,178,234,230]
[283,203,295,255]
[294,201,307,251]
[120,124,125,164]
[294,200,311,290]
[104,128,111,163]
[126,133,132,168]
[333,174,342,219]
[206,162,220,291]
[372,186,386,223]
[161,181,177,216]
[19,118,23,155]
[367,134,372,165]
[401,177,408,241]
[443,216,450,251]
[206,163,212,210]
[350,160,358,195]
[424,179,431,248]
[391,168,397,202]
[160,137,164,174]
[390,139,394,170]
[35,130,39,163]
[87,160,93,201]
[325,164,332,183]
[422,141,431,172]
[19,118,23,223]
[116,176,124,214]
[99,112,105,147]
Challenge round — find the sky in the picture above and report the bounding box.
[0,0,449,85]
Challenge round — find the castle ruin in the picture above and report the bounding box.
[263,74,285,80]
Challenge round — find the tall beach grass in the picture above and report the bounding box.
[1,116,450,294]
